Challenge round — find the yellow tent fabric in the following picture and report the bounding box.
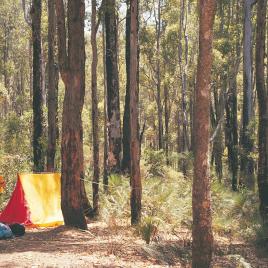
[19,173,64,227]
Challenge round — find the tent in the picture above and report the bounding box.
[0,173,64,227]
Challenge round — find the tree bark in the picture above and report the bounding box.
[192,0,216,266]
[122,0,131,173]
[105,0,122,173]
[178,0,189,174]
[256,0,268,223]
[91,0,100,216]
[211,84,224,182]
[102,19,109,192]
[47,0,59,172]
[164,83,170,165]
[130,0,141,225]
[240,0,256,189]
[31,0,45,172]
[156,0,163,150]
[56,0,89,229]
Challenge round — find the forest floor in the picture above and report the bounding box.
[0,220,268,268]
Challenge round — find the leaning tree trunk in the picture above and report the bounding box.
[192,0,215,267]
[47,0,59,172]
[91,0,100,216]
[105,0,122,173]
[256,0,268,223]
[122,0,131,173]
[130,0,141,225]
[31,0,45,172]
[56,0,90,229]
[241,0,256,189]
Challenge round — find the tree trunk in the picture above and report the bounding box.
[256,0,268,223]
[105,0,122,173]
[164,83,170,165]
[241,0,256,189]
[211,84,224,182]
[226,75,239,191]
[225,0,240,191]
[192,0,215,266]
[55,0,89,229]
[122,0,131,173]
[130,0,141,225]
[31,0,45,172]
[178,0,190,174]
[156,0,163,150]
[91,0,100,216]
[47,0,59,172]
[103,19,109,192]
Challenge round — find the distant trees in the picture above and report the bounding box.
[192,0,216,267]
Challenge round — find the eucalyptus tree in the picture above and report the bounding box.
[55,0,92,229]
[192,0,216,266]
[31,0,45,172]
[256,0,268,223]
[104,0,122,173]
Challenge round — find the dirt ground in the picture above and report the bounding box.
[0,220,268,268]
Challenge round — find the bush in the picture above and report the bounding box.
[144,149,165,177]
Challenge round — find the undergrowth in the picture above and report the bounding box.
[94,157,262,244]
[0,141,263,245]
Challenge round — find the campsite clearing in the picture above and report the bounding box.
[0,220,268,268]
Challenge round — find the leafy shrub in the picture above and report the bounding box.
[138,216,159,244]
[144,149,165,177]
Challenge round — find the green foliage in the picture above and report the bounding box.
[144,148,165,177]
[2,112,31,155]
[212,180,261,239]
[137,216,160,244]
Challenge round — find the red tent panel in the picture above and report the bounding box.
[0,177,32,225]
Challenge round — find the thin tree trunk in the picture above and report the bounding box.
[256,0,268,223]
[47,0,59,172]
[156,0,163,150]
[225,0,240,191]
[130,0,141,225]
[91,0,100,216]
[31,0,45,172]
[105,0,122,173]
[164,83,169,165]
[178,0,190,174]
[241,0,256,189]
[192,0,216,266]
[103,19,109,192]
[212,84,224,182]
[122,0,131,173]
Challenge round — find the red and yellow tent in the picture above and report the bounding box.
[0,173,64,227]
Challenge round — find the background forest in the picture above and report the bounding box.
[0,0,268,266]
